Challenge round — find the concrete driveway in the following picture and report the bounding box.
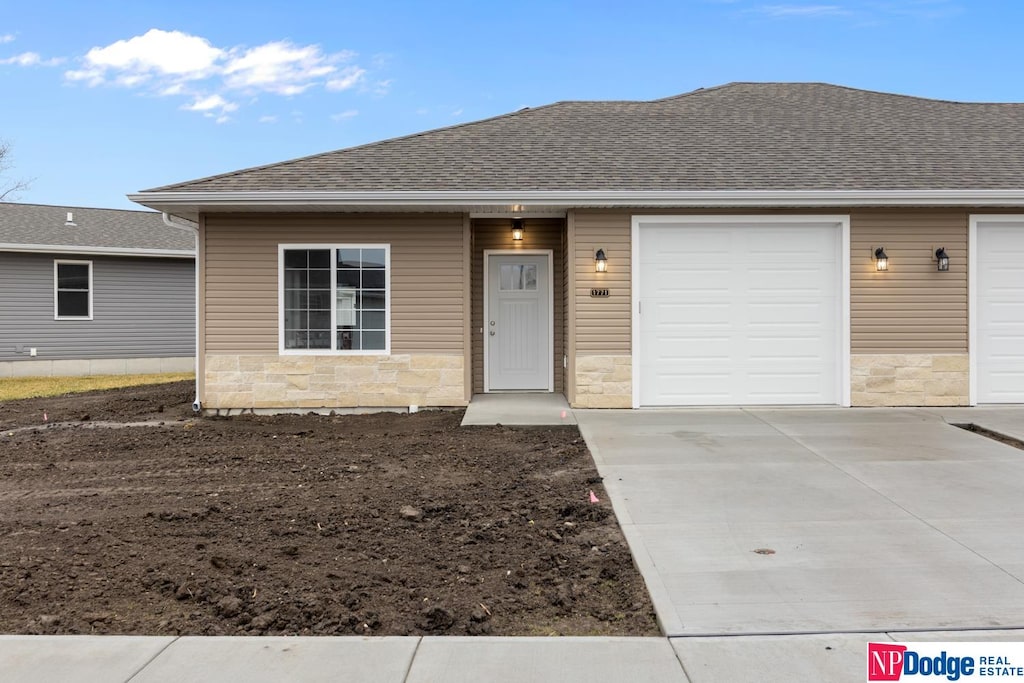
[575,407,1024,638]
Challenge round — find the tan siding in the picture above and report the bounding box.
[202,213,465,355]
[850,210,968,353]
[471,219,564,394]
[573,211,632,354]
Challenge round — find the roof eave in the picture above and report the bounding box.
[0,243,196,258]
[130,189,1024,216]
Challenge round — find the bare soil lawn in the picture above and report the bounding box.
[0,381,658,637]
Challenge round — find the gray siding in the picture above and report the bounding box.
[0,252,195,361]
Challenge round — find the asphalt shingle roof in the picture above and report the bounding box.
[146,83,1024,194]
[0,202,195,252]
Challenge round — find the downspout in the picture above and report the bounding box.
[162,212,202,413]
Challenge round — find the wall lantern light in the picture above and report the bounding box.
[595,248,608,273]
[511,219,525,241]
[935,247,950,272]
[873,247,889,272]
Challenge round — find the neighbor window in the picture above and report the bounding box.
[280,245,390,353]
[54,260,92,320]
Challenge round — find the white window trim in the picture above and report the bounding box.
[277,244,391,356]
[54,259,94,321]
[630,214,851,408]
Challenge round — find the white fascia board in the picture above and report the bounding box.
[0,243,195,258]
[128,189,1024,209]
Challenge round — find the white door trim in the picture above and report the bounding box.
[968,214,1024,406]
[483,249,554,393]
[630,214,851,408]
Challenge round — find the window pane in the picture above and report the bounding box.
[338,330,358,350]
[336,289,357,326]
[360,290,385,310]
[284,310,307,330]
[284,269,307,289]
[58,264,90,290]
[362,269,385,289]
[500,264,537,291]
[284,250,307,268]
[360,310,385,330]
[284,290,307,309]
[309,310,330,330]
[308,250,331,268]
[309,269,331,289]
[337,269,360,287]
[309,330,331,349]
[307,290,331,309]
[58,291,89,317]
[285,330,307,349]
[361,330,385,350]
[361,249,386,269]
[337,249,361,268]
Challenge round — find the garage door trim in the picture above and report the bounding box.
[630,215,851,408]
[969,214,1024,405]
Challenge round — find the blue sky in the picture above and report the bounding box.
[1,0,1021,210]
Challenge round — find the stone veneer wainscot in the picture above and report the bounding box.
[574,355,632,408]
[204,354,466,410]
[851,354,969,407]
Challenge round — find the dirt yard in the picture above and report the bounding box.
[0,381,658,637]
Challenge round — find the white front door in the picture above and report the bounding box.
[485,252,552,391]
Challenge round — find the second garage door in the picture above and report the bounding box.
[635,218,845,406]
[974,218,1024,403]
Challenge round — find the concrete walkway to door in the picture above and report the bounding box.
[575,407,1024,640]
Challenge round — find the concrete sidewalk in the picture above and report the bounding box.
[7,631,1024,683]
[0,635,685,683]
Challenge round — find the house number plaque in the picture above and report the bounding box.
[590,289,610,298]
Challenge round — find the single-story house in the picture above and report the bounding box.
[0,202,196,377]
[130,82,1024,411]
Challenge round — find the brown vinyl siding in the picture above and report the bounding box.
[572,211,632,354]
[471,218,565,394]
[570,207,972,358]
[202,213,465,355]
[850,210,968,353]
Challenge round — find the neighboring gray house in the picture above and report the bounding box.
[0,202,196,377]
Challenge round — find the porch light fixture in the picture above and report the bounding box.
[935,247,950,272]
[873,247,889,272]
[511,219,525,241]
[595,248,608,273]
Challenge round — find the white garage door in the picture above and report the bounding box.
[975,219,1024,403]
[636,219,843,406]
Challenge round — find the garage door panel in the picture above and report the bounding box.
[976,222,1024,403]
[638,220,842,406]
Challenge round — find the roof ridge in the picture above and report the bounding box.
[651,81,1024,106]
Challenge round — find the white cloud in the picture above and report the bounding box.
[258,115,278,124]
[451,108,463,117]
[371,79,393,96]
[330,109,358,121]
[223,41,342,95]
[182,93,238,113]
[0,51,64,67]
[66,29,223,86]
[755,4,850,16]
[326,66,365,91]
[0,34,15,44]
[60,29,379,122]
